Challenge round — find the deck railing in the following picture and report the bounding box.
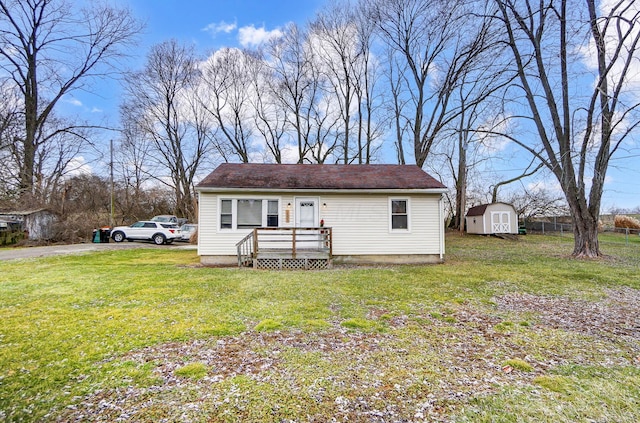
[236,231,255,267]
[236,227,332,267]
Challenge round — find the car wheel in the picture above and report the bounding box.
[152,233,166,245]
[112,231,125,242]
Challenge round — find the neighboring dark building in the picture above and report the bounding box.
[0,209,56,240]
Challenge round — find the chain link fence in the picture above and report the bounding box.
[524,219,640,249]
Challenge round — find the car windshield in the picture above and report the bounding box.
[130,222,145,228]
[160,223,178,228]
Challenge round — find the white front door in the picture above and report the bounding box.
[295,197,320,250]
[295,197,318,227]
[491,212,511,233]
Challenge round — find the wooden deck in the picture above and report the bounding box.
[236,227,332,269]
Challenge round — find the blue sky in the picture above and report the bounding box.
[65,0,325,123]
[61,0,640,211]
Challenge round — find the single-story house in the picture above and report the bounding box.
[465,202,518,235]
[195,163,447,267]
[0,209,56,240]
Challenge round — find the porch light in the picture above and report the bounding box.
[322,202,327,209]
[286,202,291,210]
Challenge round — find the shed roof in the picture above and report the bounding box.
[196,164,446,191]
[466,202,515,217]
[466,204,489,217]
[0,209,52,217]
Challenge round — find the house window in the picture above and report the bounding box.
[219,199,279,230]
[267,200,279,227]
[220,200,232,229]
[390,198,409,231]
[237,199,262,229]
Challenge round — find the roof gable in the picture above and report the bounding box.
[196,164,446,191]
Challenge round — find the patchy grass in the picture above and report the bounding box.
[175,362,209,380]
[0,234,639,422]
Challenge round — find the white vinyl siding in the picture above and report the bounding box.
[198,191,443,257]
[323,194,441,256]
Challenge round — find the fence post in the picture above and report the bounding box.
[626,228,629,246]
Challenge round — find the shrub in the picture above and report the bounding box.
[614,215,640,230]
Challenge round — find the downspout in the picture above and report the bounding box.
[439,194,445,260]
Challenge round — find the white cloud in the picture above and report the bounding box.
[202,20,237,36]
[64,156,92,177]
[280,144,301,164]
[91,107,103,113]
[238,25,283,48]
[64,97,83,107]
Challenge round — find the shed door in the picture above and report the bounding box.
[491,212,510,233]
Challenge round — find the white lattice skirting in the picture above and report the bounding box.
[254,258,330,270]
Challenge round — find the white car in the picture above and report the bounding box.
[179,223,198,241]
[110,221,181,245]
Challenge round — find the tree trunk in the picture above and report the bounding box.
[567,192,600,257]
[455,131,467,233]
[572,215,599,257]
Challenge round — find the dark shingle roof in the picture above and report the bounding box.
[466,204,489,217]
[197,164,446,190]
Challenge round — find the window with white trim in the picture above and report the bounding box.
[390,198,409,231]
[267,200,279,227]
[219,199,279,230]
[220,199,232,229]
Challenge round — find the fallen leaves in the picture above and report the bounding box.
[55,286,640,422]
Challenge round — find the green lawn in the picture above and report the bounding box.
[1,234,639,422]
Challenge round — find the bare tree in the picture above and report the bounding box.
[0,81,21,202]
[368,0,471,167]
[353,0,385,164]
[121,40,212,221]
[436,2,515,231]
[494,0,640,257]
[200,48,257,163]
[245,49,289,163]
[310,2,361,163]
[311,0,384,164]
[383,49,410,164]
[0,0,141,201]
[267,23,320,163]
[112,119,156,222]
[506,186,569,221]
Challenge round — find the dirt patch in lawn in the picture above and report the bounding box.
[57,288,640,422]
[494,287,640,343]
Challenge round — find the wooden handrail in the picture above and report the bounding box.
[235,231,255,267]
[236,227,332,267]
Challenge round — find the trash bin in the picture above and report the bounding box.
[92,229,101,243]
[99,227,111,243]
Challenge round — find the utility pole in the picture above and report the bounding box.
[110,139,114,228]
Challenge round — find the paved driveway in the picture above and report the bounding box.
[0,242,195,261]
